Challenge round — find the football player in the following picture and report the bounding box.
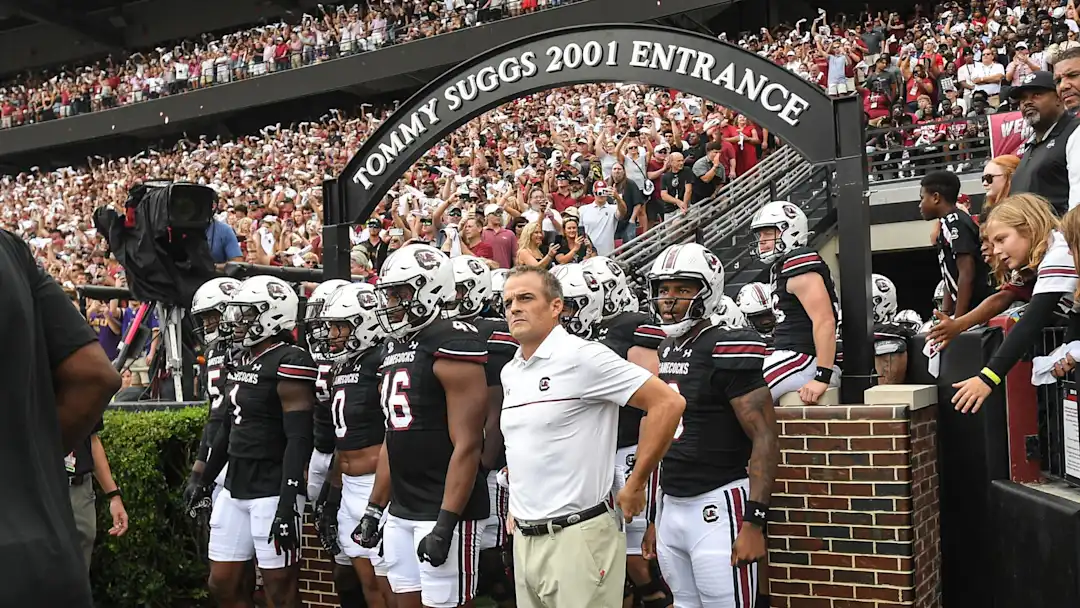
[313,283,392,608]
[871,274,914,385]
[643,243,779,608]
[187,277,242,512]
[191,275,318,608]
[579,257,672,608]
[355,244,490,608]
[489,269,511,318]
[302,279,363,605]
[736,282,776,340]
[446,255,519,607]
[750,201,841,404]
[714,295,749,329]
[895,310,924,333]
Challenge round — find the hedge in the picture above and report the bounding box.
[92,406,211,608]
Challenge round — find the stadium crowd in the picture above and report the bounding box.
[0,0,581,129]
[7,0,1080,290]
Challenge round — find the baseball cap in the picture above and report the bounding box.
[1015,41,1028,50]
[556,172,571,181]
[1008,70,1056,98]
[592,180,609,195]
[484,203,501,216]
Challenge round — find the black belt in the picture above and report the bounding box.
[68,473,91,486]
[517,503,609,537]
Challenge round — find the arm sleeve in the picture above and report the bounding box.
[985,292,1063,377]
[580,341,652,406]
[9,232,99,369]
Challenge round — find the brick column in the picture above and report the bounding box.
[298,513,340,608]
[768,403,941,608]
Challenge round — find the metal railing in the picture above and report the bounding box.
[865,115,991,183]
[1036,325,1080,488]
[611,145,808,275]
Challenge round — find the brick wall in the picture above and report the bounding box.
[298,514,339,608]
[768,404,942,608]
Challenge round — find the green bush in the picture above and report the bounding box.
[92,406,210,608]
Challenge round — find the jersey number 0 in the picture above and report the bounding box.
[380,370,414,430]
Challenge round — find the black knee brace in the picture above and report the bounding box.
[333,564,365,608]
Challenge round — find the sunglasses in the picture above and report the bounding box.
[982,173,1003,184]
[420,219,433,225]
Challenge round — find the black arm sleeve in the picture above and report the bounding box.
[985,292,1063,377]
[201,415,231,485]
[279,410,314,505]
[196,415,223,464]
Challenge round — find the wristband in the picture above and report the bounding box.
[104,489,123,501]
[434,509,461,535]
[814,366,833,384]
[743,501,769,528]
[980,367,1002,386]
[364,503,386,519]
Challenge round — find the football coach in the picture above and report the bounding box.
[0,231,121,606]
[499,265,685,608]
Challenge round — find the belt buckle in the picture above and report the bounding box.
[566,513,582,525]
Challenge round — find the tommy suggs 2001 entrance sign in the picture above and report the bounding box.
[336,24,838,224]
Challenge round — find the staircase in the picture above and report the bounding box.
[611,145,836,296]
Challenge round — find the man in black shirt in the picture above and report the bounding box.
[919,171,993,317]
[690,142,727,204]
[1007,70,1080,215]
[0,230,121,607]
[660,152,694,223]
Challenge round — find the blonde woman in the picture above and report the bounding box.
[515,220,559,268]
[951,194,1077,413]
[980,155,1020,217]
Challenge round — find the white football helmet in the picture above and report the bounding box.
[490,268,510,317]
[223,275,299,348]
[895,309,924,332]
[375,243,455,338]
[933,280,946,311]
[303,279,351,359]
[320,283,383,360]
[582,256,635,318]
[872,274,898,324]
[736,282,772,316]
[646,243,726,338]
[191,277,242,344]
[750,200,809,264]
[713,295,748,329]
[447,256,493,320]
[551,264,605,337]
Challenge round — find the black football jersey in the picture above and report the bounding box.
[331,345,386,452]
[770,247,839,355]
[594,312,665,449]
[312,361,337,455]
[874,323,914,356]
[658,324,768,497]
[223,342,318,499]
[936,210,993,312]
[201,340,233,461]
[472,316,519,387]
[381,318,490,521]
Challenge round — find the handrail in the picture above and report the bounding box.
[865,114,990,183]
[612,145,806,273]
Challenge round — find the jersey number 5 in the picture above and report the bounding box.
[207,369,222,410]
[668,382,684,440]
[380,370,414,430]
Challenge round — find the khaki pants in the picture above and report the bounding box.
[68,477,96,573]
[513,512,626,608]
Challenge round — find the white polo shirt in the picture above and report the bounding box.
[500,325,651,522]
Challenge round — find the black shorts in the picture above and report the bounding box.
[645,199,663,221]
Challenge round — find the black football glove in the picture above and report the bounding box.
[269,500,302,566]
[416,510,460,568]
[352,503,384,549]
[182,472,213,519]
[316,485,342,556]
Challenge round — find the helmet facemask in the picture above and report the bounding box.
[649,277,711,338]
[223,303,265,347]
[560,294,594,337]
[375,279,436,338]
[194,307,224,345]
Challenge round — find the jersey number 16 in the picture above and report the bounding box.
[380,370,414,430]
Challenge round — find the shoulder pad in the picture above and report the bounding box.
[710,328,768,371]
[778,248,828,278]
[427,319,488,364]
[277,345,318,381]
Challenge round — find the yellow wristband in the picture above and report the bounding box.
[981,367,1002,386]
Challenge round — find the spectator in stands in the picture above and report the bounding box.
[659,152,693,223]
[968,50,1006,107]
[982,155,1022,216]
[691,142,726,204]
[206,218,243,265]
[1054,47,1080,111]
[577,181,625,257]
[482,204,518,269]
[1008,71,1080,215]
